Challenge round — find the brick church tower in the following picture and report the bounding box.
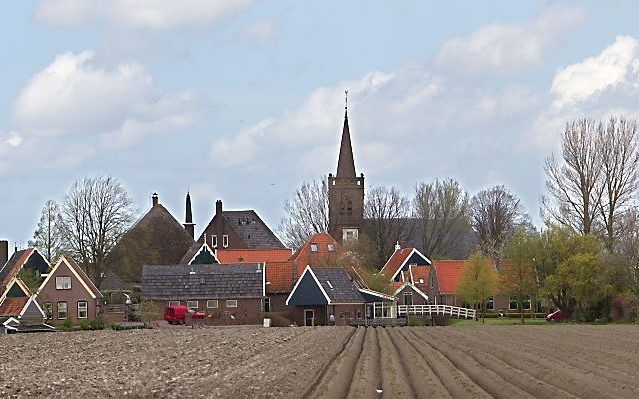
[328,95,364,243]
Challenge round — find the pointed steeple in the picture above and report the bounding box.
[336,91,356,178]
[183,192,195,238]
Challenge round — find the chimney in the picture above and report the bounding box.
[0,240,8,267]
[215,200,223,216]
[152,193,159,207]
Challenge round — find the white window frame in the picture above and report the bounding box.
[226,299,238,308]
[57,301,68,319]
[207,299,218,309]
[486,296,494,311]
[77,301,88,319]
[327,244,335,252]
[55,276,72,290]
[187,300,199,309]
[212,235,218,248]
[418,278,424,284]
[222,235,229,248]
[310,243,318,252]
[509,297,518,311]
[342,229,358,241]
[168,300,180,307]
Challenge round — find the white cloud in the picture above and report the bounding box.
[551,35,639,108]
[34,0,255,32]
[14,51,201,148]
[435,6,585,75]
[5,132,22,147]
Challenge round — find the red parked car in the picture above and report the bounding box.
[164,305,188,324]
[546,309,563,322]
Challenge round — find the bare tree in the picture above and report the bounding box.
[598,116,639,251]
[543,119,604,235]
[471,185,526,265]
[413,178,470,259]
[29,200,64,264]
[364,186,411,265]
[278,178,329,250]
[59,176,134,286]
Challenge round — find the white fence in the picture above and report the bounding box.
[397,304,476,319]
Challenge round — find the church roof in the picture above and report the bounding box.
[336,110,356,178]
[104,197,195,286]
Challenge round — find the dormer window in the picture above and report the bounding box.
[310,244,318,252]
[212,235,218,248]
[327,244,335,252]
[419,278,424,284]
[222,235,229,248]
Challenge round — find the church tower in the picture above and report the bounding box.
[183,192,195,238]
[328,93,364,243]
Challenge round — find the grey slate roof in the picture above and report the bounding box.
[222,210,286,249]
[312,268,365,304]
[142,263,264,300]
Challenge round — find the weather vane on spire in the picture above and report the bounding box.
[345,89,348,111]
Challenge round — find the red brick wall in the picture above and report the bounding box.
[396,285,429,305]
[37,261,100,325]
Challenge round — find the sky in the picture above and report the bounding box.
[3,0,639,246]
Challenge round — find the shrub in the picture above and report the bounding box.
[79,319,91,330]
[61,317,73,331]
[433,315,451,326]
[407,317,425,327]
[89,315,106,330]
[109,323,125,331]
[610,296,637,322]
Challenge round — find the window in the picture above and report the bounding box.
[263,297,270,313]
[44,302,52,319]
[207,300,218,308]
[418,278,424,284]
[226,299,238,308]
[327,244,335,252]
[404,292,413,306]
[486,296,494,311]
[168,300,180,307]
[310,243,318,252]
[187,300,199,309]
[222,235,229,248]
[55,276,71,290]
[77,301,88,319]
[57,302,67,319]
[509,298,518,311]
[347,200,353,215]
[523,296,532,311]
[342,229,358,242]
[212,235,218,248]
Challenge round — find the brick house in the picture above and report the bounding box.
[197,200,286,251]
[379,244,436,305]
[0,278,52,333]
[36,256,103,325]
[0,247,50,294]
[141,263,265,325]
[286,266,394,326]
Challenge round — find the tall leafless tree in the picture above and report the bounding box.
[364,186,411,265]
[278,178,329,250]
[29,199,64,264]
[471,185,526,265]
[413,178,471,259]
[59,176,134,286]
[597,116,639,251]
[543,119,604,235]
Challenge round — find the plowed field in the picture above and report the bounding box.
[1,325,638,398]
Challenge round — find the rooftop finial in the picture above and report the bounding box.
[344,89,348,113]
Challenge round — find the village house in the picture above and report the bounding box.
[0,246,50,294]
[285,266,395,326]
[380,244,434,305]
[0,277,51,333]
[141,263,265,325]
[36,256,103,325]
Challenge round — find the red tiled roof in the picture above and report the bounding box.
[217,249,292,264]
[265,261,295,294]
[433,260,467,294]
[0,248,35,288]
[0,297,29,316]
[380,248,414,279]
[291,233,343,277]
[411,265,430,286]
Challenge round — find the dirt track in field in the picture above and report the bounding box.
[1,325,639,398]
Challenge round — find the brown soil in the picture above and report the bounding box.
[1,324,639,398]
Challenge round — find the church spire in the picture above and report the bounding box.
[336,90,356,178]
[184,191,195,238]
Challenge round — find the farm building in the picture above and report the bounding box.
[141,263,266,325]
[36,256,103,325]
